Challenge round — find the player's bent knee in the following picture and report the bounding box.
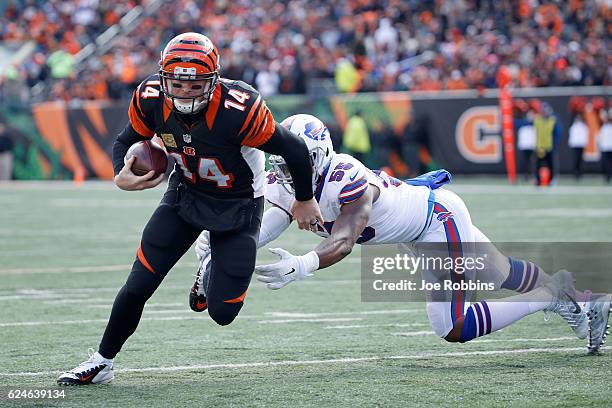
[208,303,242,326]
[443,330,462,343]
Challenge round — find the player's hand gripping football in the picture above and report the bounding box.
[195,230,211,261]
[254,248,319,290]
[114,156,165,191]
[291,198,324,232]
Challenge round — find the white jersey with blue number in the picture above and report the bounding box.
[265,153,431,244]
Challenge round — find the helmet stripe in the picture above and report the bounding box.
[204,53,218,70]
[167,47,211,54]
[163,58,213,71]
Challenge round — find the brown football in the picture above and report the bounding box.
[126,140,168,177]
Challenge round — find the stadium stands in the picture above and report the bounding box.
[0,0,610,103]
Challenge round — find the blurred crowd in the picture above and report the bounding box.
[0,0,142,102]
[0,0,610,103]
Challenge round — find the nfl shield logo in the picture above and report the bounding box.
[183,134,192,143]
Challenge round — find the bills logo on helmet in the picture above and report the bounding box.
[303,121,328,140]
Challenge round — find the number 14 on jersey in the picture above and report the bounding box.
[169,153,234,188]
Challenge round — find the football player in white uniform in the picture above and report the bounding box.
[192,114,610,353]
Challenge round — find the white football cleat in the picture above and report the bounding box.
[544,270,588,339]
[189,253,211,312]
[57,348,114,385]
[587,294,611,354]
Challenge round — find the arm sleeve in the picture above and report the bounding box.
[112,124,144,176]
[257,206,292,248]
[258,123,314,201]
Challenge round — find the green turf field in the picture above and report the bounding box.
[0,178,611,407]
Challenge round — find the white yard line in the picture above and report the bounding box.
[0,280,361,300]
[0,263,196,275]
[86,302,185,309]
[502,208,612,218]
[139,309,194,314]
[0,308,423,327]
[324,323,429,329]
[258,318,364,324]
[0,319,111,327]
[265,309,420,318]
[392,331,435,337]
[473,336,576,343]
[0,347,585,377]
[0,316,210,328]
[0,286,188,296]
[392,333,580,343]
[0,265,130,275]
[44,298,116,305]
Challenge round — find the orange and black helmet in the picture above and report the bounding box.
[159,32,220,114]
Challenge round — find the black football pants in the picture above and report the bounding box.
[99,185,263,359]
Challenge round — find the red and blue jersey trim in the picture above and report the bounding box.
[338,177,367,204]
[433,202,465,324]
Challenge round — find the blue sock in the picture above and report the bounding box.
[459,301,492,343]
[502,257,540,293]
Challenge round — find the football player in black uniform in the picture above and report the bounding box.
[57,33,323,385]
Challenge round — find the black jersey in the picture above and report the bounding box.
[128,74,276,198]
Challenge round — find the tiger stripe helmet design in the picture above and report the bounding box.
[159,32,220,114]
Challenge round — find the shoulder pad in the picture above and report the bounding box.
[218,80,275,148]
[220,78,259,96]
[128,74,160,137]
[326,155,369,205]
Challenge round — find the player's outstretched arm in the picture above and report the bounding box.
[254,187,373,289]
[314,186,373,268]
[259,205,293,247]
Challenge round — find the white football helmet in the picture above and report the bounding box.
[269,114,335,194]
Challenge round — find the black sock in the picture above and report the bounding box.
[98,285,147,359]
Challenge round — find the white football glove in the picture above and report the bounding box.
[195,230,211,261]
[254,248,319,290]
